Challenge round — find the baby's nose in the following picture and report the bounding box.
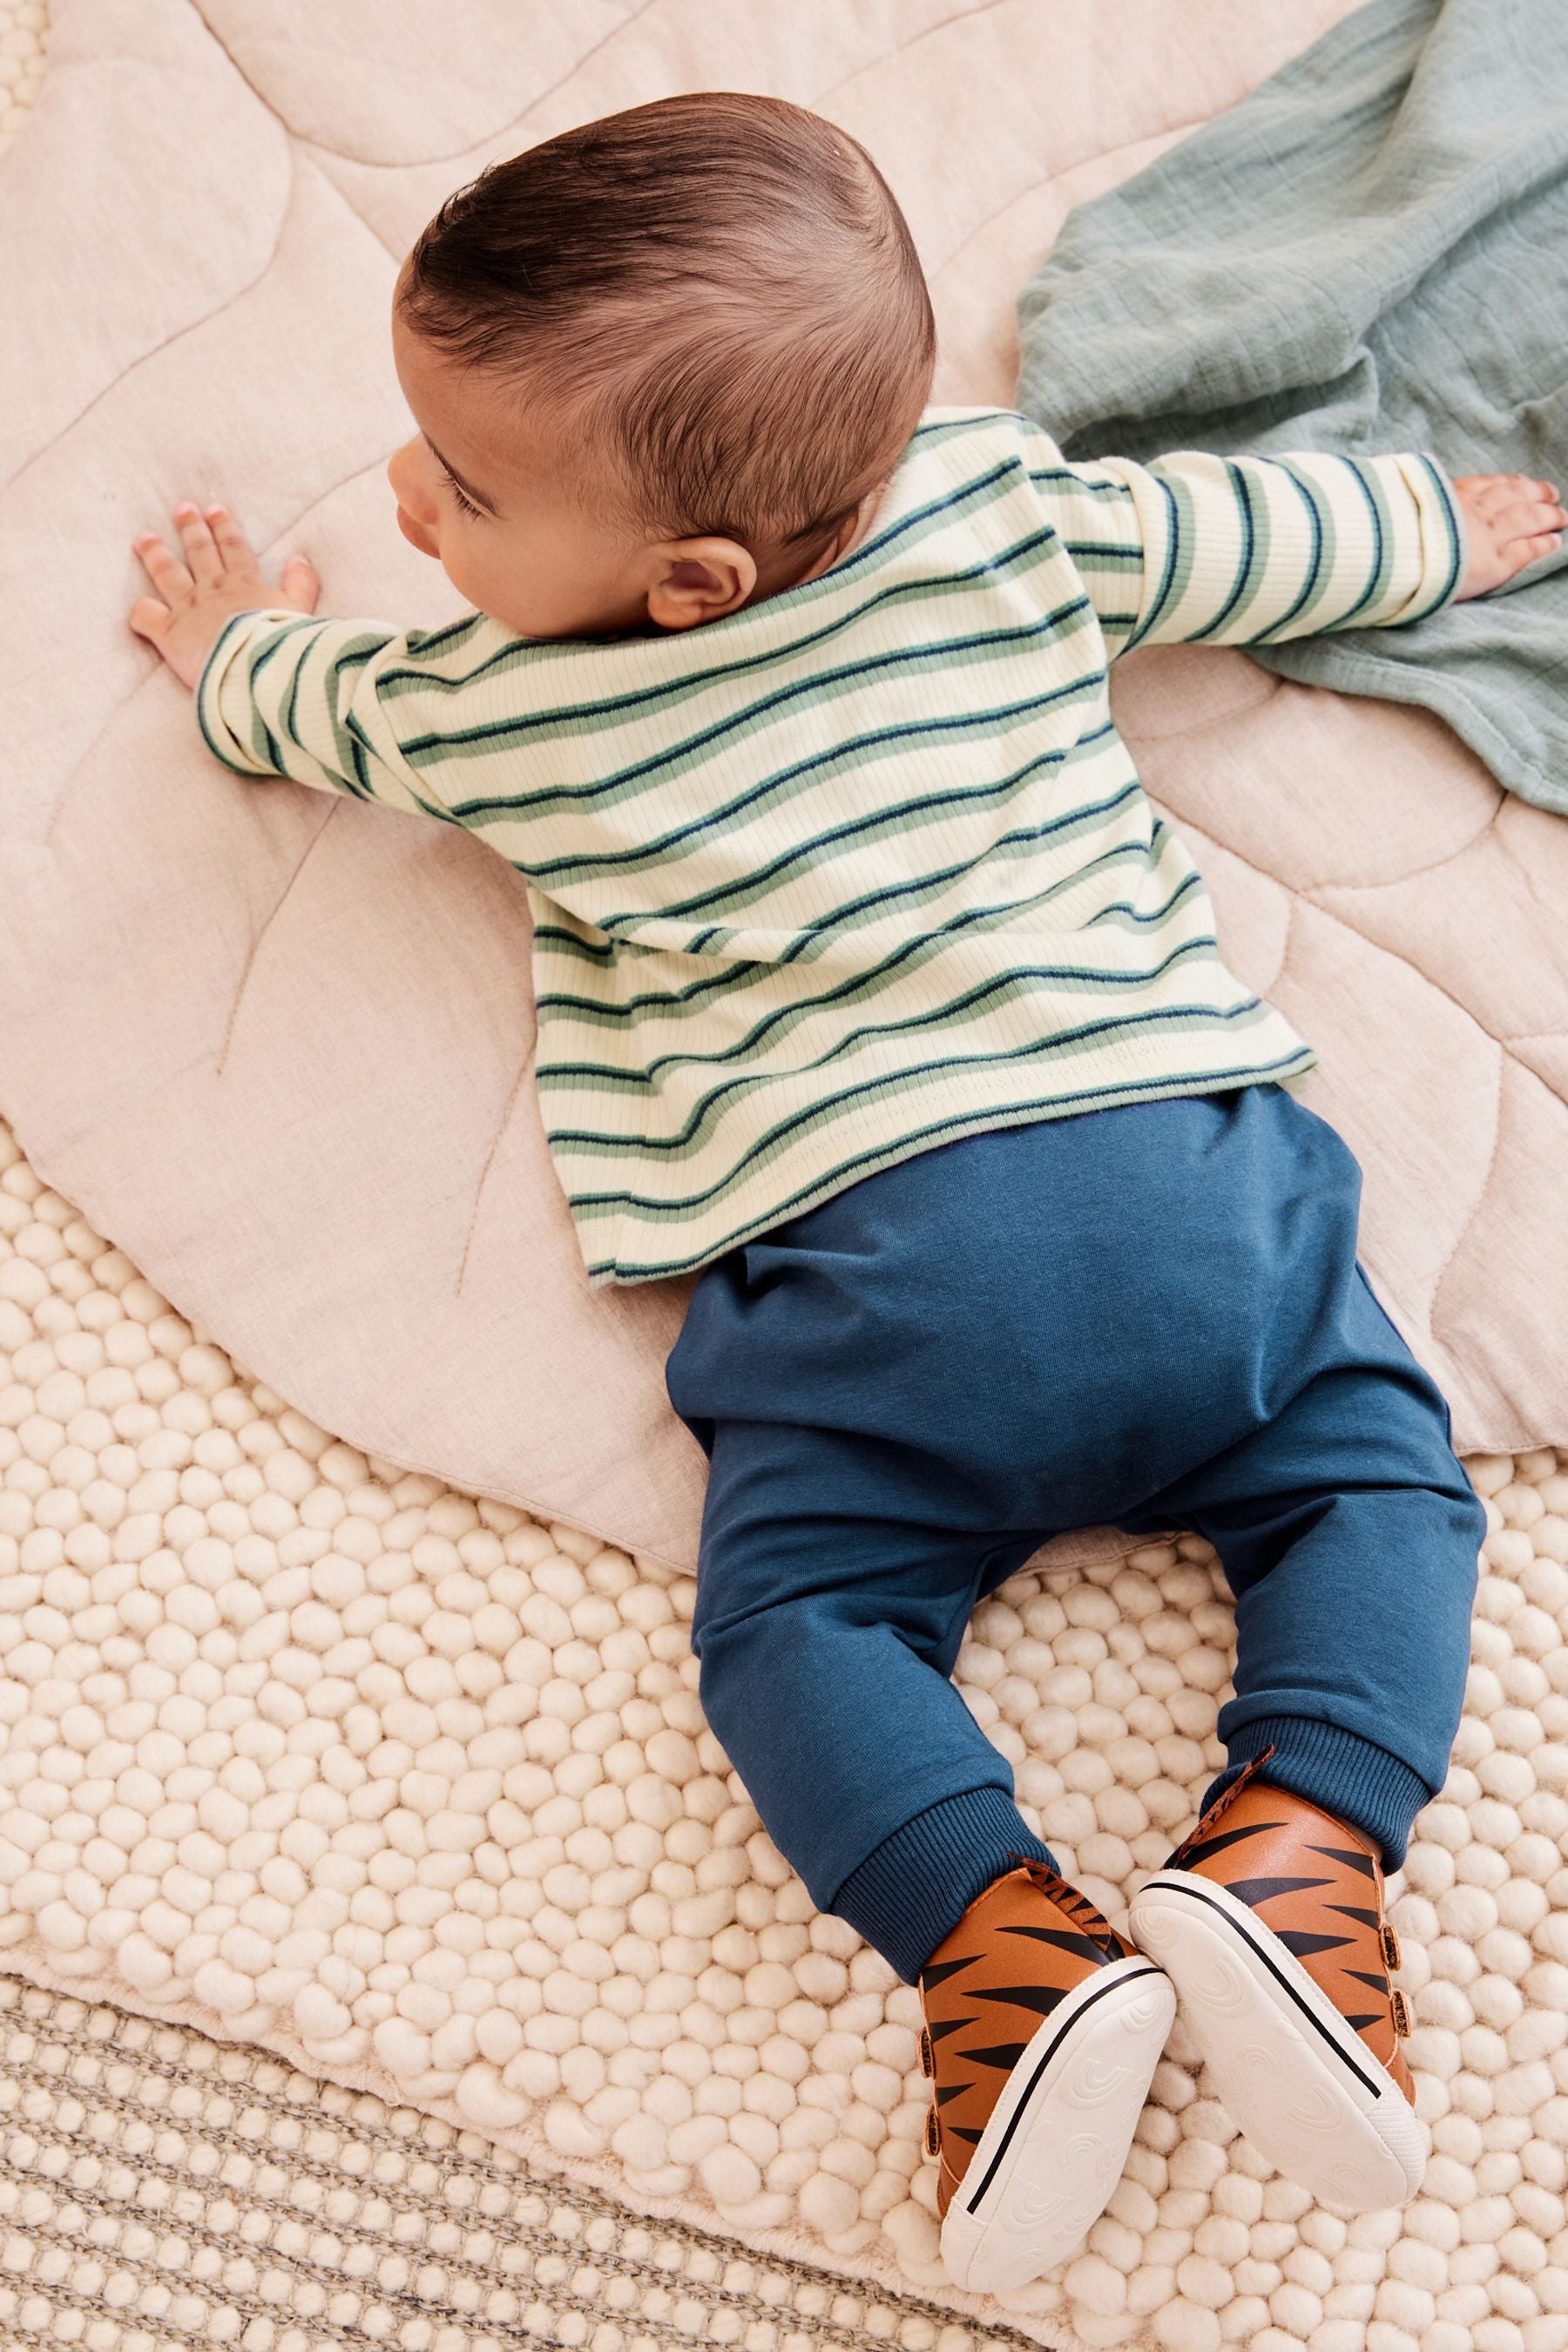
[386,441,422,496]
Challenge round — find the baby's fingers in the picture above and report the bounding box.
[278,554,321,614]
[1494,494,1566,551]
[203,504,260,571]
[1462,471,1560,511]
[131,530,193,601]
[126,594,171,643]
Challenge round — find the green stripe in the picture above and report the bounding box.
[537,927,1218,1100]
[776,774,1144,956]
[533,837,1156,1082]
[537,834,1183,1071]
[1082,869,1206,929]
[402,610,490,659]
[518,681,1112,901]
[1031,467,1138,506]
[443,579,1097,825]
[533,766,1148,1036]
[1186,460,1271,643]
[550,938,1227,1164]
[1246,460,1328,643]
[564,998,1289,1225]
[1409,455,1463,615]
[1125,470,1189,648]
[1062,537,1143,569]
[304,632,456,826]
[624,710,1119,927]
[1335,459,1394,626]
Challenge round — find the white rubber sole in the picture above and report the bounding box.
[939,1955,1176,2295]
[1130,1870,1425,2211]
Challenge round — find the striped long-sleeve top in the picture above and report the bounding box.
[197,408,1465,1286]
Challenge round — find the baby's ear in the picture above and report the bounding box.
[645,537,757,631]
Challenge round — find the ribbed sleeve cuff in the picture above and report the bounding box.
[1210,1713,1436,1873]
[1378,451,1467,625]
[832,1784,1058,1984]
[194,605,306,776]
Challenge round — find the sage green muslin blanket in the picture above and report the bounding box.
[1016,0,1568,816]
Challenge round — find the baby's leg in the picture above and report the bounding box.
[1159,1254,1484,1866]
[685,1408,1057,1986]
[679,1405,1178,2292]
[662,1107,1275,2282]
[1125,1095,1485,2209]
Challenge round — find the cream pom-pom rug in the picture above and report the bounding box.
[0,1977,1051,2352]
[3,1055,1568,2352]
[6,9,1568,2352]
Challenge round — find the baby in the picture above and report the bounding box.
[129,92,1557,2293]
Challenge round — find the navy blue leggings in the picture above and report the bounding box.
[666,1085,1485,1984]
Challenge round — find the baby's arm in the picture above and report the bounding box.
[1018,427,1560,659]
[195,605,462,824]
[130,499,467,822]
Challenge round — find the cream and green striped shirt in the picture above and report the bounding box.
[197,408,1464,1286]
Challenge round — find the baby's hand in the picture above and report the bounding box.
[1450,472,1565,601]
[128,502,319,691]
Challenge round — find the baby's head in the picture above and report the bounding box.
[387,92,935,640]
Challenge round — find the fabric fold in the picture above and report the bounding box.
[1016,0,1568,815]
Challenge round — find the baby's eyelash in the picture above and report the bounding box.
[439,465,484,520]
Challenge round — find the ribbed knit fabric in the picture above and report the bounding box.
[832,1785,1059,1985]
[1200,1713,1436,1873]
[196,408,1464,1286]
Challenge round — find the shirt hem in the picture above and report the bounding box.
[580,1044,1318,1288]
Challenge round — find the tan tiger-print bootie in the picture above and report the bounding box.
[1130,1746,1424,2211]
[917,1855,1175,2292]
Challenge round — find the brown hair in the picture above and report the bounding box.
[396,91,936,558]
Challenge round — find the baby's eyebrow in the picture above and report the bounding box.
[425,435,502,517]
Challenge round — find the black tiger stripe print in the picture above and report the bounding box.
[916,1859,1140,2216]
[1160,1753,1414,2099]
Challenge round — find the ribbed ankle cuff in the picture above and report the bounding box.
[832,1785,1058,1985]
[1206,1714,1434,1872]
